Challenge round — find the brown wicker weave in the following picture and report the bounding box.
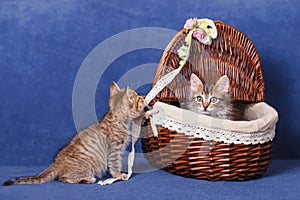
[141,20,272,181]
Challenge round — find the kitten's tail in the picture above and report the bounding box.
[3,166,59,186]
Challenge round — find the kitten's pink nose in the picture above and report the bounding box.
[203,101,210,111]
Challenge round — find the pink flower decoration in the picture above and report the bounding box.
[192,29,207,41]
[184,18,197,29]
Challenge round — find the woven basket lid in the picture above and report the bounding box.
[153,20,265,103]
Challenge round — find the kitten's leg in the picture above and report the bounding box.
[60,176,79,184]
[60,169,96,184]
[61,176,96,184]
[97,149,126,186]
[78,177,97,184]
[107,148,126,179]
[98,177,121,186]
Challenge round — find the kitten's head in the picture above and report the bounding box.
[109,82,145,120]
[190,73,231,117]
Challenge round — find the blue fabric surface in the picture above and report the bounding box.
[1,160,300,200]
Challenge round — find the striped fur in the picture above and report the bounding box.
[3,82,145,185]
[180,73,234,120]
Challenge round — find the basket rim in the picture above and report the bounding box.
[147,101,278,144]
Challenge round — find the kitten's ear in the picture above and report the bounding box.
[110,82,121,97]
[190,73,203,93]
[125,86,134,103]
[124,86,129,97]
[215,75,230,93]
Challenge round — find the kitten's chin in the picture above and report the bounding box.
[194,109,210,116]
[129,112,145,120]
[201,111,210,116]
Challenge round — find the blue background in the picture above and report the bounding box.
[1,0,299,166]
[1,1,300,200]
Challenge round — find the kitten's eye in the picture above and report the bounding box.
[210,97,218,103]
[196,96,203,102]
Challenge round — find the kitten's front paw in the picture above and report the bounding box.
[120,173,128,180]
[97,173,129,186]
[97,178,118,186]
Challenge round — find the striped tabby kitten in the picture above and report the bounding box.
[181,73,233,120]
[3,82,145,185]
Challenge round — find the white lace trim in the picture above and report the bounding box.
[147,102,278,145]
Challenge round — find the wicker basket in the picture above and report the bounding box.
[141,20,276,181]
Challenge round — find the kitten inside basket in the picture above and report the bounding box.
[180,73,244,120]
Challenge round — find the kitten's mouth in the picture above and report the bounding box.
[202,111,210,115]
[130,110,146,120]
